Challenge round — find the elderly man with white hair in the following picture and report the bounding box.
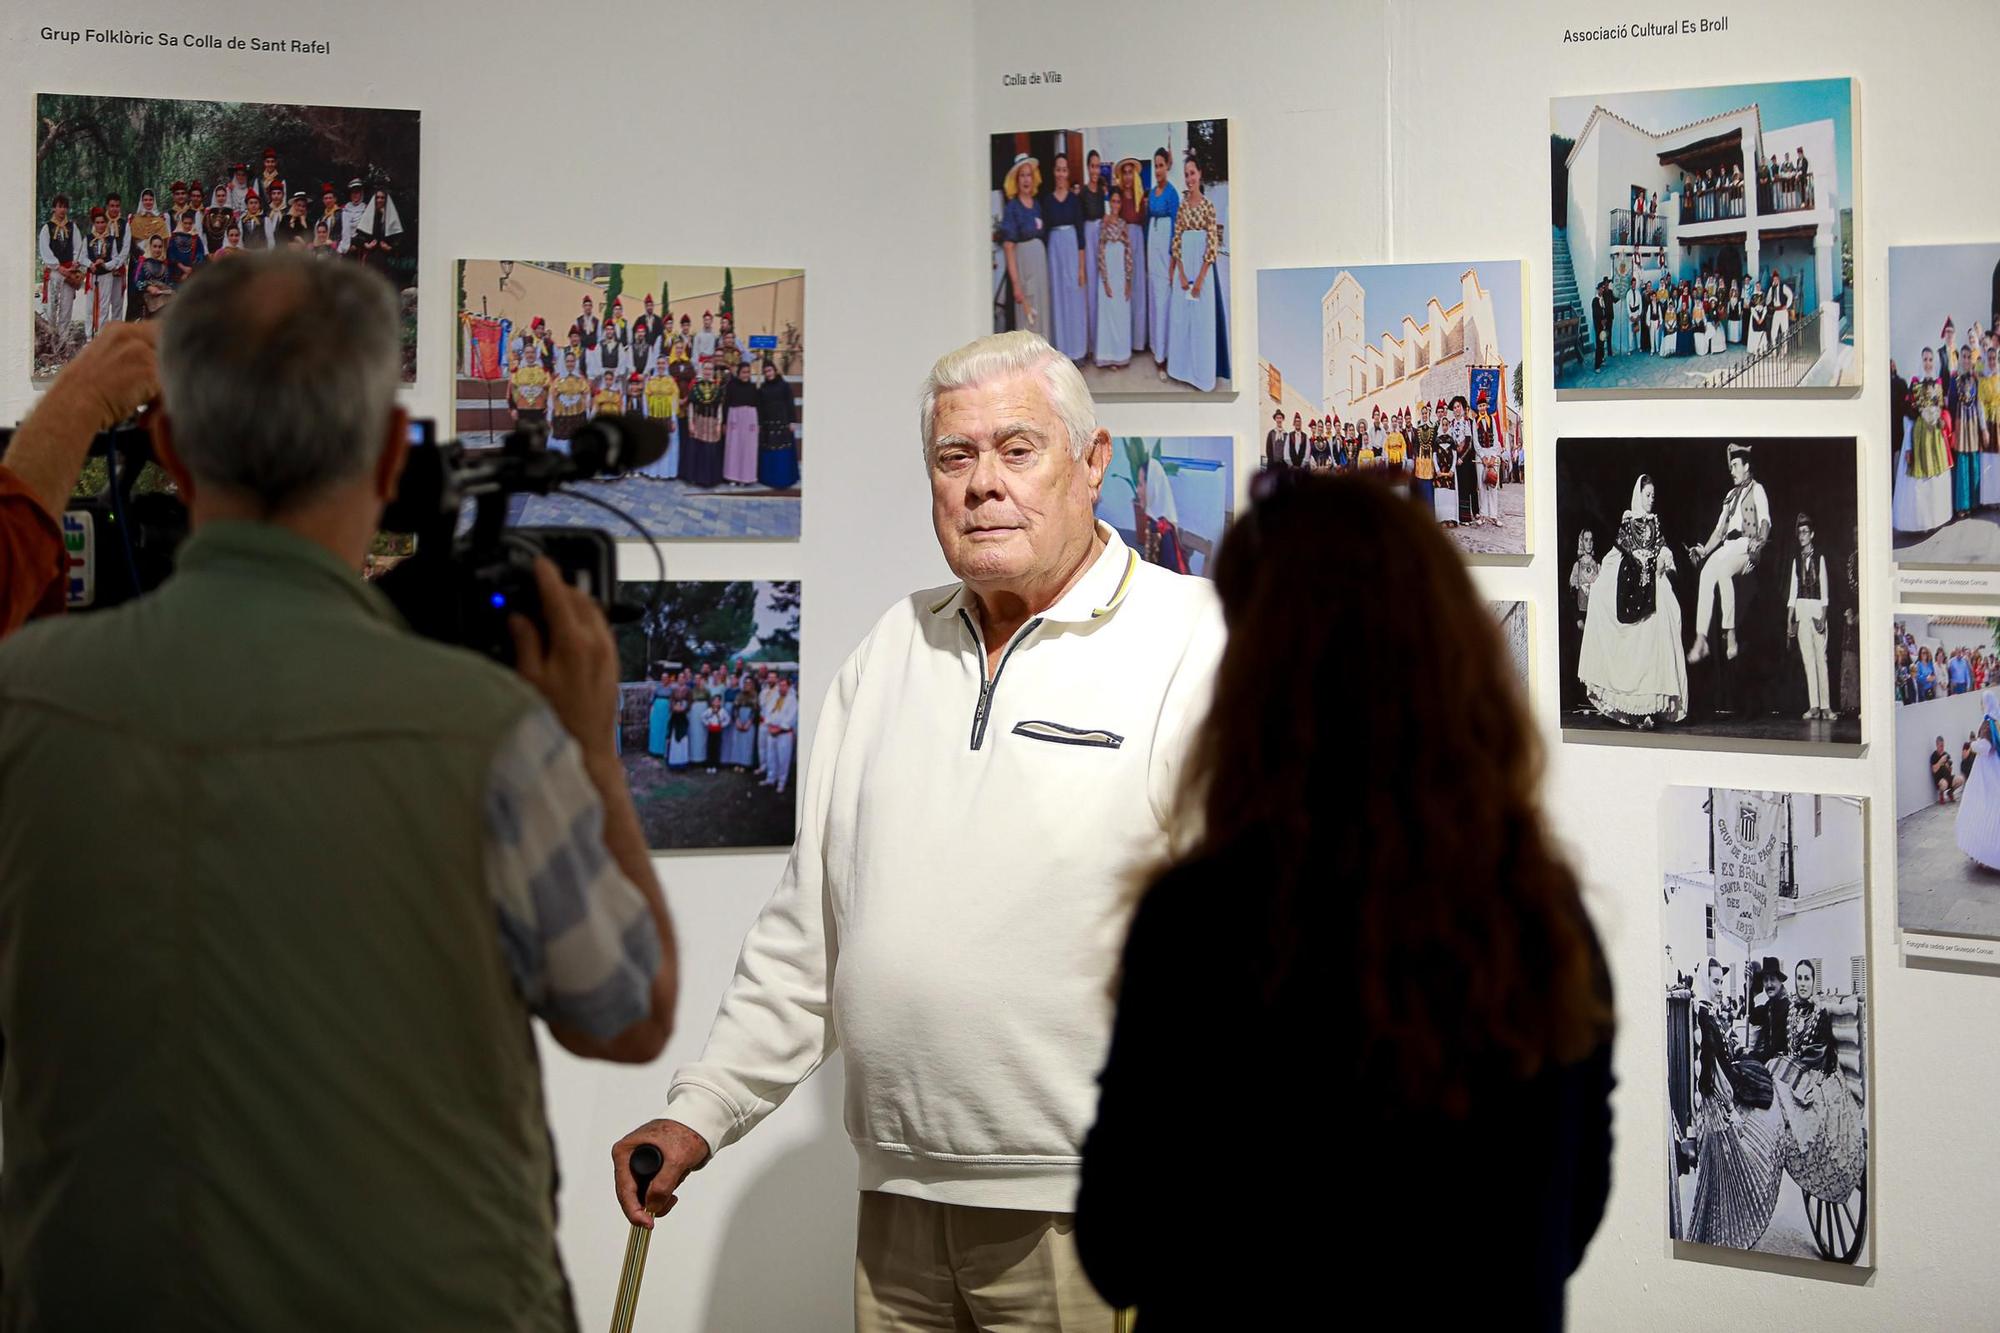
[613,329,1224,1329]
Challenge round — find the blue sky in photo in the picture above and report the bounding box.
[1551,78,1854,213]
[1889,243,2000,367]
[1259,261,1524,408]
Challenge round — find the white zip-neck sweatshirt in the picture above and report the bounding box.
[664,526,1223,1211]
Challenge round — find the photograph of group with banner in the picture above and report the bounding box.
[456,260,803,540]
[1257,260,1529,557]
[1660,786,1869,1267]
[989,118,1232,396]
[33,91,420,380]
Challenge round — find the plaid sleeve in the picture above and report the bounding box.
[484,707,660,1039]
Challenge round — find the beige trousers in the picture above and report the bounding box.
[853,1191,1125,1333]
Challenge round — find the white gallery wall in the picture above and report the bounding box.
[7,0,2000,1327]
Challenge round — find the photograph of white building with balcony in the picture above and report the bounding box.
[1550,78,1857,395]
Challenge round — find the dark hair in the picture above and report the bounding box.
[1171,474,1611,1116]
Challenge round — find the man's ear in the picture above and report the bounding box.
[148,408,196,499]
[374,404,410,503]
[1085,427,1112,498]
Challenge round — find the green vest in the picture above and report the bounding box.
[0,522,575,1330]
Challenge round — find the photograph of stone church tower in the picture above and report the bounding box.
[1258,259,1528,556]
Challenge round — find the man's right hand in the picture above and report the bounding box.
[612,1119,712,1229]
[508,557,617,757]
[42,320,162,438]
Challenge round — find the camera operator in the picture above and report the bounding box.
[0,321,160,635]
[0,253,678,1330]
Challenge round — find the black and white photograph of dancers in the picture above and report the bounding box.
[1887,242,2000,565]
[1892,612,2000,941]
[1661,786,1870,1267]
[1558,436,1860,748]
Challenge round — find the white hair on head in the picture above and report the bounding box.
[917,330,1096,463]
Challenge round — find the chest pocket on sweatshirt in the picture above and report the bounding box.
[1011,719,1125,749]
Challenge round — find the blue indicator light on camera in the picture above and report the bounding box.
[490,592,507,609]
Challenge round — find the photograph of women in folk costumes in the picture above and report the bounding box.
[457,261,803,540]
[614,579,802,851]
[1888,243,2000,567]
[990,120,1231,397]
[1661,787,1868,1266]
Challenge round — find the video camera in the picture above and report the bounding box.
[375,414,669,661]
[25,411,670,662]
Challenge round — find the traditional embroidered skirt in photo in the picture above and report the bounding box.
[1687,1091,1785,1251]
[1147,214,1174,362]
[723,710,756,766]
[1095,237,1132,366]
[724,406,760,482]
[648,695,672,755]
[1010,236,1051,340]
[637,417,679,480]
[1126,223,1147,352]
[1576,548,1688,725]
[1044,223,1088,360]
[1166,228,1218,392]
[1956,738,2000,866]
[758,421,799,489]
[1956,400,1985,510]
[1893,416,1952,533]
[1771,1058,1865,1203]
[688,709,709,764]
[1431,470,1457,524]
[1985,402,2000,506]
[666,712,690,767]
[1082,217,1100,348]
[683,406,726,486]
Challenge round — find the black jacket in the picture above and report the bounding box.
[1076,856,1614,1332]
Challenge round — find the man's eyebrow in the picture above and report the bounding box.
[933,424,1050,450]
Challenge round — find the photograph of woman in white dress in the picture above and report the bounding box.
[1576,475,1688,730]
[1956,689,2000,869]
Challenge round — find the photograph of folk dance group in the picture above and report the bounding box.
[34,91,419,381]
[989,119,1231,396]
[1550,78,1857,395]
[457,260,803,540]
[1257,261,1528,557]
[1092,436,1233,578]
[1888,243,2000,565]
[1893,613,2000,941]
[1557,436,1861,748]
[1661,786,1870,1266]
[613,579,801,851]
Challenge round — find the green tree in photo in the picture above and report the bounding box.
[720,268,734,320]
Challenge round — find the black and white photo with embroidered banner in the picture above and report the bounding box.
[33,91,419,380]
[1556,436,1859,750]
[613,579,801,852]
[989,119,1231,396]
[1660,786,1869,1267]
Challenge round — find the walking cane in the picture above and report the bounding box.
[608,1143,666,1333]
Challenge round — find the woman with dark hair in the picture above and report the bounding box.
[1077,473,1615,1331]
